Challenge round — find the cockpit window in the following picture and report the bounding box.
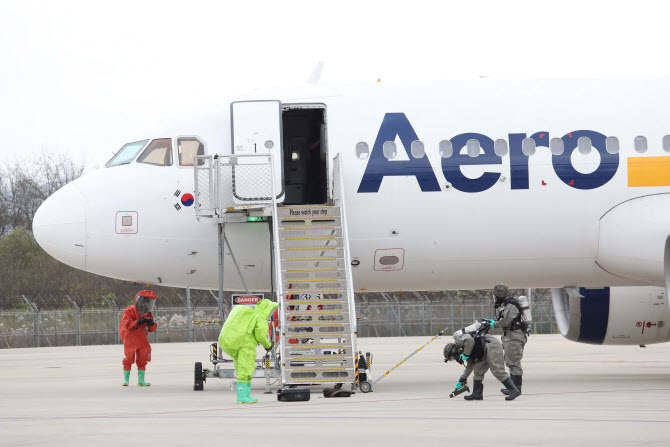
[137,138,173,166]
[106,140,149,167]
[178,137,205,166]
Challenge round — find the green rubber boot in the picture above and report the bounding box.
[138,370,151,387]
[236,382,258,404]
[122,370,130,387]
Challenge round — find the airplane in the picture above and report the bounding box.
[32,75,670,349]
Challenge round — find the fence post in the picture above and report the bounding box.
[66,295,82,346]
[103,296,121,344]
[153,304,158,343]
[397,298,401,336]
[77,307,81,346]
[36,309,40,348]
[22,296,39,348]
[186,288,193,342]
[427,295,433,335]
[413,291,431,336]
[480,291,485,321]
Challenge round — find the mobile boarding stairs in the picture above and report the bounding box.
[191,153,368,394]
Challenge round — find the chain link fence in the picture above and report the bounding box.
[355,290,556,337]
[0,289,556,349]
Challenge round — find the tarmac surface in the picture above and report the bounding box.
[1,334,670,446]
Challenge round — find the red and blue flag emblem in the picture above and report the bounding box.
[181,193,194,207]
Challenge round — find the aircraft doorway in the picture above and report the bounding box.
[282,106,328,205]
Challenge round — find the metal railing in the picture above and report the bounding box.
[194,154,274,219]
[333,154,359,357]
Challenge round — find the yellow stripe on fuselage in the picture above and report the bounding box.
[628,156,670,187]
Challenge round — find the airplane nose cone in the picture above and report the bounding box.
[33,180,86,270]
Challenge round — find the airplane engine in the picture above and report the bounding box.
[550,287,670,345]
[597,194,670,286]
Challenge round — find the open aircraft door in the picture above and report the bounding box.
[230,100,284,204]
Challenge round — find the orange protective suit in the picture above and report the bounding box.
[120,291,157,371]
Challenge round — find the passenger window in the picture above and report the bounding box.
[494,139,508,156]
[522,138,536,156]
[578,136,592,154]
[137,138,173,166]
[606,136,619,154]
[550,138,564,155]
[178,137,205,166]
[356,142,369,159]
[466,139,480,157]
[410,140,425,158]
[383,141,396,159]
[439,140,453,158]
[634,136,647,153]
[664,135,670,152]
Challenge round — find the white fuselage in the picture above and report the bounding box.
[33,76,670,292]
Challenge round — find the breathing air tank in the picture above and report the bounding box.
[517,295,532,324]
[453,321,483,338]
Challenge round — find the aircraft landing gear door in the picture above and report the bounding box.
[231,100,284,204]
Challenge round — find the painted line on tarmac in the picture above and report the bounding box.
[0,414,669,424]
[524,360,670,364]
[491,387,670,397]
[1,387,669,423]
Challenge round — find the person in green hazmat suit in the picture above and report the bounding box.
[218,299,279,404]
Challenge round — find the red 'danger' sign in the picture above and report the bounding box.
[232,294,264,307]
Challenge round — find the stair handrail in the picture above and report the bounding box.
[268,153,286,385]
[333,154,359,362]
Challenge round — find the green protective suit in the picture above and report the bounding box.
[218,299,279,383]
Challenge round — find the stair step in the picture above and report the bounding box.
[284,292,343,296]
[284,275,345,282]
[281,226,336,230]
[288,379,355,384]
[286,300,346,306]
[287,346,346,351]
[275,200,356,387]
[283,247,341,252]
[284,334,346,339]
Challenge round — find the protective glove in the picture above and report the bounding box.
[459,354,470,362]
[455,382,464,390]
[486,319,496,327]
[265,340,274,351]
[136,318,147,326]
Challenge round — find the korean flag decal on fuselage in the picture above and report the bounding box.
[173,189,194,211]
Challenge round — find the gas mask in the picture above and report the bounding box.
[135,290,157,316]
[443,343,464,364]
[493,283,509,307]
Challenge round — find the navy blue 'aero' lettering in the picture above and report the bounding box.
[357,113,441,193]
[552,130,618,190]
[509,131,549,190]
[442,133,500,193]
[356,114,621,194]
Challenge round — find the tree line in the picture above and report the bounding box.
[0,154,197,310]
